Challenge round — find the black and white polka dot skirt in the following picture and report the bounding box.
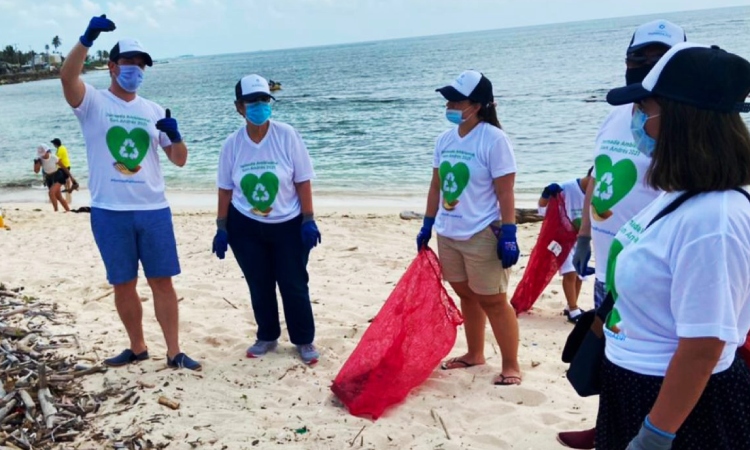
[596,355,750,450]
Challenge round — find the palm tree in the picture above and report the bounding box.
[44,44,49,64]
[52,36,61,53]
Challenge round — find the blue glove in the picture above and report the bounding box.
[497,224,520,268]
[301,217,321,251]
[541,183,563,199]
[572,235,592,277]
[80,15,116,48]
[156,109,183,143]
[212,219,228,260]
[416,216,435,251]
[626,417,675,450]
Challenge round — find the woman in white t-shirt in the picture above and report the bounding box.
[33,144,76,212]
[416,70,522,385]
[212,74,322,366]
[596,43,750,450]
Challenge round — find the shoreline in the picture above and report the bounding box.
[0,186,540,213]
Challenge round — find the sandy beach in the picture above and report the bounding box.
[0,196,598,450]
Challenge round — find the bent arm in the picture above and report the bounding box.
[424,168,440,218]
[647,337,724,434]
[163,141,188,167]
[295,180,314,216]
[33,161,41,174]
[60,43,89,108]
[579,177,595,237]
[494,172,516,225]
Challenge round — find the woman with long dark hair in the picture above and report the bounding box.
[417,70,522,385]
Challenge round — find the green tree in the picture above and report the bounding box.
[52,36,61,53]
[44,44,49,64]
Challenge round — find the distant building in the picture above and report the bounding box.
[34,54,62,67]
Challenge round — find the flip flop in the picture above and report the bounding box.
[493,374,522,386]
[440,357,479,370]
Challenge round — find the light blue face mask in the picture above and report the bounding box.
[116,65,144,93]
[630,108,659,157]
[245,102,272,126]
[445,108,465,125]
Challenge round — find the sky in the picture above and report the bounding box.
[0,0,748,58]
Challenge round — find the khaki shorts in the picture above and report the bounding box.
[437,225,510,295]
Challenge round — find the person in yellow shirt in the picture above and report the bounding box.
[50,138,79,195]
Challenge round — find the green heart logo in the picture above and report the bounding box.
[106,126,150,171]
[241,172,280,213]
[439,161,470,204]
[592,155,638,216]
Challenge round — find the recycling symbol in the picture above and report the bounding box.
[443,173,459,194]
[119,138,139,160]
[252,184,270,202]
[595,172,614,201]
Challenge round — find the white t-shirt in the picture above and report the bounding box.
[73,83,173,211]
[40,154,60,174]
[590,104,660,284]
[604,190,750,376]
[217,121,315,224]
[433,122,517,240]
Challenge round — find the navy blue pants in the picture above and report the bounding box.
[227,204,315,345]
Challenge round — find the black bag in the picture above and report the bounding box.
[563,190,703,397]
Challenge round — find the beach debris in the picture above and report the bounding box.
[399,208,543,224]
[0,282,175,449]
[349,425,366,447]
[430,409,451,440]
[157,396,180,410]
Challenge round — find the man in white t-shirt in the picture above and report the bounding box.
[59,15,200,370]
[537,167,594,323]
[558,19,687,449]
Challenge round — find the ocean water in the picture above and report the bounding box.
[1,6,749,206]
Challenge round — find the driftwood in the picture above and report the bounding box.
[0,283,129,448]
[399,208,544,224]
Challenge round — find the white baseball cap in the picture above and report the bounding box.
[628,20,686,54]
[110,38,153,66]
[37,144,50,158]
[235,74,275,102]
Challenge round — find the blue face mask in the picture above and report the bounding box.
[116,65,144,93]
[245,102,272,126]
[445,108,465,125]
[630,108,658,157]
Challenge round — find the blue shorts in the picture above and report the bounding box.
[90,207,181,285]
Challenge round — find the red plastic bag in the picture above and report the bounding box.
[740,333,750,370]
[511,195,578,314]
[331,248,463,419]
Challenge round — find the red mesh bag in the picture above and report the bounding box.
[511,195,577,314]
[740,333,750,370]
[331,248,463,419]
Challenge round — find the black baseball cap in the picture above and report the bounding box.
[436,70,494,105]
[607,43,750,113]
[50,138,61,146]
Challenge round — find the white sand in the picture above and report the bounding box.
[0,198,598,450]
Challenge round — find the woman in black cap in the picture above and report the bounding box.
[416,70,522,385]
[596,42,750,450]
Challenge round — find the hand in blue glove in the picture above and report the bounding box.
[156,109,183,143]
[301,217,321,251]
[212,218,228,260]
[626,417,675,450]
[497,224,520,268]
[416,216,435,251]
[572,235,592,277]
[541,183,563,199]
[80,15,116,48]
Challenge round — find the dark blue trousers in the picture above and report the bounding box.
[227,204,315,345]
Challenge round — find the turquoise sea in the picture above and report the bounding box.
[1,6,749,207]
